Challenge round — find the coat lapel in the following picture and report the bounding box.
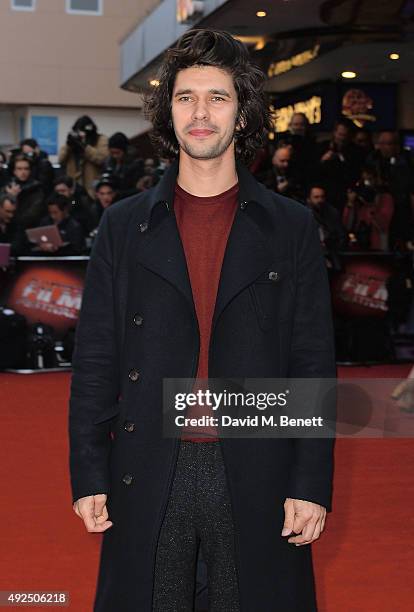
[135,211,196,315]
[135,159,280,328]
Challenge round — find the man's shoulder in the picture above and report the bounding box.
[104,189,152,226]
[255,177,311,227]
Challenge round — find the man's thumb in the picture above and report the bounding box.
[281,499,294,535]
[93,494,107,517]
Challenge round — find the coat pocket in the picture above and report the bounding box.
[93,404,121,425]
[249,260,294,331]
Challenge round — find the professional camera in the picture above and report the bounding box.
[67,130,85,152]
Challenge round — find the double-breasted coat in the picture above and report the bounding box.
[69,159,337,611]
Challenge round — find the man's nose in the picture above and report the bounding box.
[192,101,209,121]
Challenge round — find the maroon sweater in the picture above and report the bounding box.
[174,181,239,442]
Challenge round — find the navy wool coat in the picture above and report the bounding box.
[69,159,337,611]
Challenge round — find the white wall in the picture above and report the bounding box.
[0,105,152,162]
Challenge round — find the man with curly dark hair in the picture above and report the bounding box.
[69,28,336,612]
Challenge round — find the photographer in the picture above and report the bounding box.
[53,175,96,234]
[58,115,108,199]
[103,132,144,198]
[306,184,348,270]
[316,119,364,212]
[0,193,25,255]
[342,167,395,251]
[20,138,54,195]
[35,193,86,256]
[90,174,119,230]
[5,153,46,229]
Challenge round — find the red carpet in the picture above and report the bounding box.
[0,365,413,611]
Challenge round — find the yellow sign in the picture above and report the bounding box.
[268,44,320,78]
[270,96,322,133]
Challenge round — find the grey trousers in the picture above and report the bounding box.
[152,441,241,612]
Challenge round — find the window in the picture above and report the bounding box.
[11,0,35,10]
[66,0,103,15]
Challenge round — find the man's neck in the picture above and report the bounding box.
[176,152,238,197]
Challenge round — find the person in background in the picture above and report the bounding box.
[53,175,96,234]
[342,166,395,251]
[353,127,374,163]
[0,193,25,255]
[104,132,144,198]
[316,118,364,212]
[35,193,85,255]
[263,144,304,200]
[58,115,108,199]
[277,112,317,187]
[90,174,119,228]
[367,131,414,249]
[20,138,54,195]
[306,184,348,268]
[0,150,9,189]
[5,153,45,229]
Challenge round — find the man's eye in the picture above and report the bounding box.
[211,96,225,102]
[179,96,192,102]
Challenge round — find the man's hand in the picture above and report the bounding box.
[281,498,326,546]
[73,493,113,533]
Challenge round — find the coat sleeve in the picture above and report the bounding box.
[83,135,109,167]
[286,209,337,512]
[58,144,70,165]
[68,209,119,504]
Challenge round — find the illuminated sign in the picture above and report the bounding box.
[270,95,322,133]
[176,0,204,23]
[342,88,375,127]
[268,44,320,78]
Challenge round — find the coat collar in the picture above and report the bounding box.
[135,157,282,336]
[145,158,266,223]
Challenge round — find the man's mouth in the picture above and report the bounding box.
[188,129,215,137]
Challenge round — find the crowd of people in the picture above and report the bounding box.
[0,115,170,256]
[253,114,414,269]
[0,112,413,263]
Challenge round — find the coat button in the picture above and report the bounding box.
[122,473,133,485]
[240,200,248,210]
[268,271,279,281]
[139,221,149,232]
[128,368,140,382]
[133,313,143,326]
[124,421,135,432]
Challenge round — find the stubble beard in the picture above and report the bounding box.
[178,125,236,161]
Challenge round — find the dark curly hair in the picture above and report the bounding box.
[144,28,271,165]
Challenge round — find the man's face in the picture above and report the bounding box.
[109,148,124,162]
[377,132,399,159]
[21,144,38,158]
[96,186,115,208]
[333,124,349,147]
[289,113,307,136]
[48,204,68,224]
[55,183,73,198]
[0,200,16,224]
[272,147,291,173]
[14,160,31,182]
[354,131,371,149]
[171,65,239,161]
[308,187,326,208]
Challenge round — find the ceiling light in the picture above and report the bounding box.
[389,53,400,60]
[256,10,267,17]
[341,70,357,79]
